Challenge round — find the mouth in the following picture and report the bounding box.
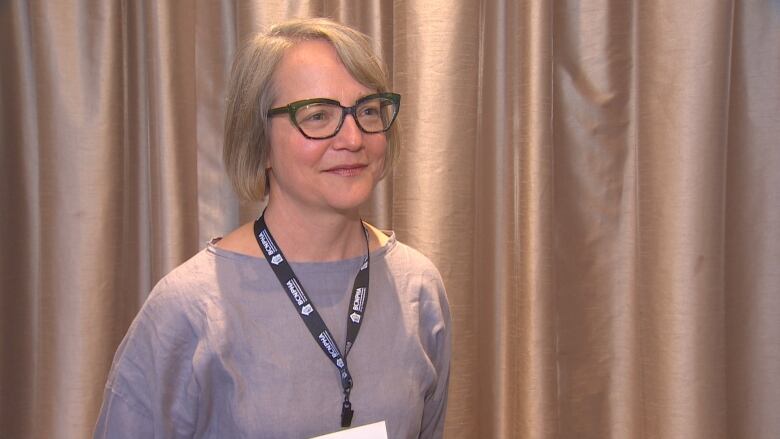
[324,164,368,177]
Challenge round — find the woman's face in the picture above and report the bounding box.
[266,40,387,216]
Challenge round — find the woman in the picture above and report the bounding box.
[95,18,450,439]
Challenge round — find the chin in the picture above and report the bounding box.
[326,188,375,212]
[328,197,370,213]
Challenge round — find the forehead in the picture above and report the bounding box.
[271,39,374,105]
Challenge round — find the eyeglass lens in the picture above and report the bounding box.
[294,97,397,138]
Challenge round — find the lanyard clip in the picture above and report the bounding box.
[341,372,353,390]
[341,398,354,428]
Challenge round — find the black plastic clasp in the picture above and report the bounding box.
[341,400,354,428]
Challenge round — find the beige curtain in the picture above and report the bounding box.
[1,1,779,438]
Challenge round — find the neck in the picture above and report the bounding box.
[263,202,367,262]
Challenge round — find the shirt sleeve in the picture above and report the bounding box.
[93,386,154,438]
[417,274,452,439]
[93,283,202,438]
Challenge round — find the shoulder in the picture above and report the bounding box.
[380,236,451,361]
[153,247,219,290]
[379,236,449,316]
[383,237,444,282]
[111,249,219,371]
[214,222,264,257]
[103,249,217,399]
[142,249,218,318]
[99,253,214,434]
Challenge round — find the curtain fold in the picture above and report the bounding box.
[553,1,640,437]
[1,1,779,438]
[477,1,557,438]
[724,2,780,438]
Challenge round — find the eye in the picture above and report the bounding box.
[358,103,381,118]
[304,111,328,122]
[296,104,336,125]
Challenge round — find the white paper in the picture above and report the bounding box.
[309,421,388,439]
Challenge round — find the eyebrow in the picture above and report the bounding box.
[278,92,380,107]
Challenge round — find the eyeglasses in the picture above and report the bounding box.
[267,92,401,140]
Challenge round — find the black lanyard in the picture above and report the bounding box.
[253,214,370,428]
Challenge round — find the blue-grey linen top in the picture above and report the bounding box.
[94,233,451,439]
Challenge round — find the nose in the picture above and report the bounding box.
[333,114,363,150]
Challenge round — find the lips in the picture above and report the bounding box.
[323,163,367,177]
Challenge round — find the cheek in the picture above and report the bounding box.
[374,140,389,174]
[269,133,328,173]
[369,136,388,159]
[268,124,301,165]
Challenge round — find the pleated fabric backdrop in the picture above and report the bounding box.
[1,1,779,438]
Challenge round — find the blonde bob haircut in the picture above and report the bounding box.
[223,17,399,202]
